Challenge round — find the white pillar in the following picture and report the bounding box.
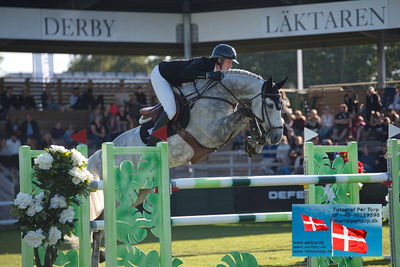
[377,31,386,89]
[183,0,192,58]
[297,49,304,90]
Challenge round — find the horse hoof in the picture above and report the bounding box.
[99,249,106,263]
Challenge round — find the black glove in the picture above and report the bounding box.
[206,71,223,81]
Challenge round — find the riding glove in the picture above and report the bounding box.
[206,71,223,81]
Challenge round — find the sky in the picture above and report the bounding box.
[0,52,71,75]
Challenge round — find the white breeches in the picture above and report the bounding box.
[151,65,177,120]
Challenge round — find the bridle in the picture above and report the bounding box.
[217,78,284,144]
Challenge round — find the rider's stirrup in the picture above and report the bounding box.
[147,111,170,146]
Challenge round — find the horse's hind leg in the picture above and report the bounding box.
[91,230,104,267]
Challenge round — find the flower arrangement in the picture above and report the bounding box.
[12,145,93,267]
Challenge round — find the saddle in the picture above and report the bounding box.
[139,93,216,164]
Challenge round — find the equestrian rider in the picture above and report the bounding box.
[147,43,239,146]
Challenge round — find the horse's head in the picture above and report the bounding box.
[244,77,286,156]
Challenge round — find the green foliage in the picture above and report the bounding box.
[68,55,165,73]
[216,251,259,267]
[387,43,400,80]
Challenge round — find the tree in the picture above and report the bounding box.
[68,55,164,73]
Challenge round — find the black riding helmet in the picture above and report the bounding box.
[211,44,239,64]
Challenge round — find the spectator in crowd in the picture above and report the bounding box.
[41,132,55,149]
[135,89,147,106]
[16,90,36,110]
[68,87,83,110]
[365,86,382,121]
[62,124,77,147]
[21,114,41,142]
[127,94,142,123]
[343,88,359,115]
[80,88,96,110]
[89,115,108,148]
[275,136,292,175]
[115,86,130,106]
[107,115,122,139]
[359,144,375,172]
[281,91,293,117]
[388,110,400,127]
[108,98,121,117]
[380,117,391,142]
[0,87,16,118]
[25,136,39,150]
[305,109,321,133]
[331,104,349,143]
[5,115,21,139]
[292,110,306,136]
[369,111,384,137]
[89,105,104,123]
[51,122,66,143]
[261,143,278,175]
[118,106,135,131]
[320,106,334,139]
[388,86,400,111]
[292,149,304,174]
[350,115,366,141]
[282,113,294,138]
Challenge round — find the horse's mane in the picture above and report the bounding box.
[223,69,264,80]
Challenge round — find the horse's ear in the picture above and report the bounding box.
[262,77,273,98]
[273,77,288,90]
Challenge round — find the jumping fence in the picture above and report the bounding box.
[18,140,400,266]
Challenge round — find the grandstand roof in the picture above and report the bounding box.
[0,0,348,13]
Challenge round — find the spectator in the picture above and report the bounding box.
[292,110,306,137]
[127,94,142,123]
[68,87,83,110]
[16,90,36,110]
[62,124,77,147]
[5,116,21,139]
[369,111,384,138]
[107,115,122,139]
[89,115,107,148]
[2,134,21,169]
[135,89,147,106]
[115,86,130,106]
[46,94,60,110]
[89,105,104,123]
[331,104,349,142]
[275,135,292,175]
[292,149,304,174]
[380,117,391,142]
[320,106,334,139]
[282,113,294,138]
[359,144,375,172]
[51,122,66,141]
[343,88,359,115]
[118,106,135,131]
[365,86,382,121]
[388,86,400,111]
[41,132,55,149]
[305,109,321,133]
[0,87,16,117]
[21,114,41,142]
[350,115,366,141]
[281,91,293,117]
[388,110,400,127]
[80,88,95,110]
[108,98,121,117]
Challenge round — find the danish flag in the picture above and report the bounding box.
[331,222,368,254]
[300,214,329,231]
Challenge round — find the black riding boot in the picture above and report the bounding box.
[147,111,170,146]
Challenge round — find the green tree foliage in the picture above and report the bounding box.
[68,55,164,73]
[387,43,400,80]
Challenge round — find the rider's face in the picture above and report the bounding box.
[221,58,233,70]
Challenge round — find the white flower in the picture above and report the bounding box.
[69,167,93,185]
[59,206,75,224]
[50,194,67,209]
[47,226,62,245]
[24,229,45,248]
[71,149,87,167]
[34,152,54,170]
[49,145,68,154]
[14,193,33,209]
[26,193,45,217]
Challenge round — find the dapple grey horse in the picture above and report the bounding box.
[87,69,285,221]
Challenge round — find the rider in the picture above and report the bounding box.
[147,43,239,146]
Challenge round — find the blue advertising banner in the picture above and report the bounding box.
[292,204,382,257]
